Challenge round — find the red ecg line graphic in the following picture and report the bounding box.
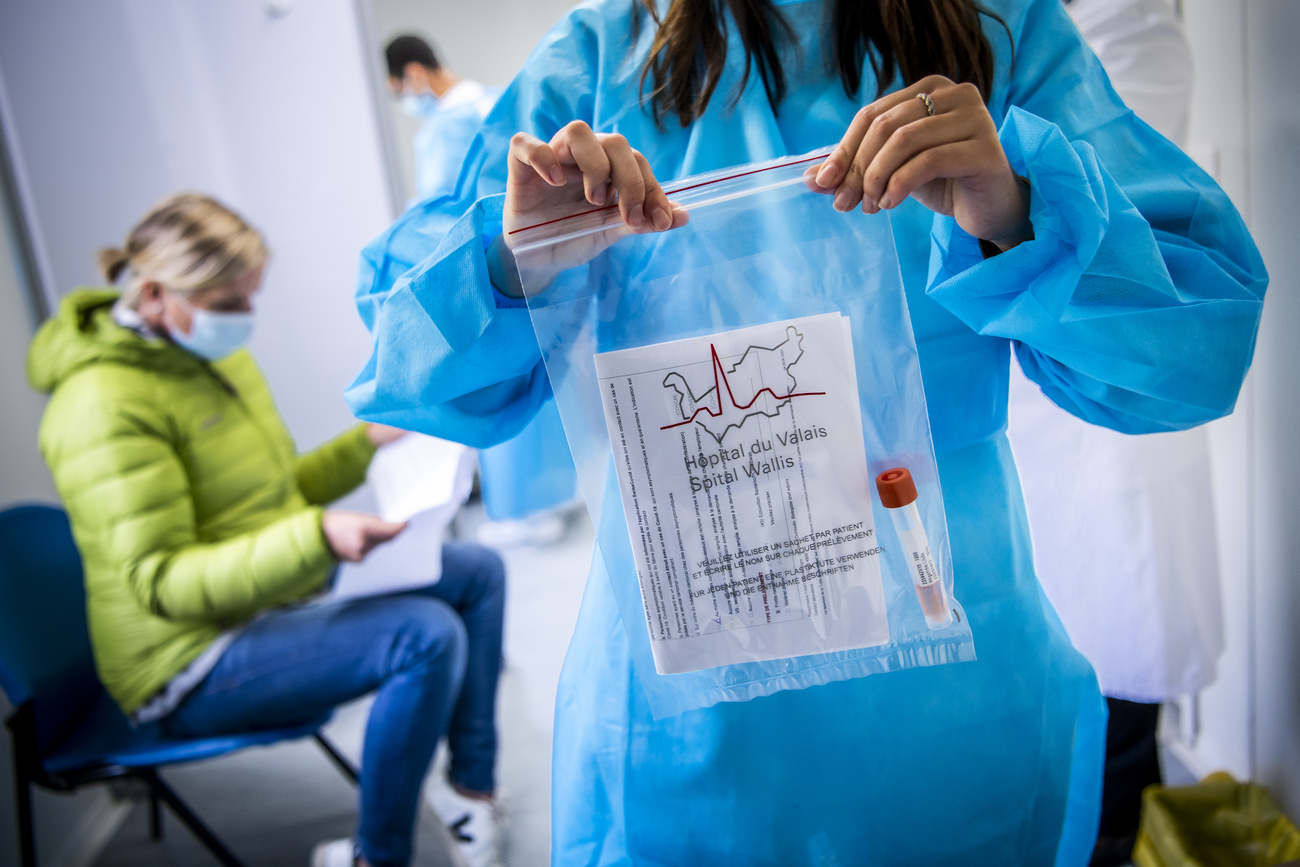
[660,343,826,431]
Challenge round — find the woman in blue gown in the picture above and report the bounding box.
[346,0,1267,862]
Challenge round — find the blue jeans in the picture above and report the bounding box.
[161,542,506,867]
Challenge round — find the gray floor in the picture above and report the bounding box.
[91,506,594,867]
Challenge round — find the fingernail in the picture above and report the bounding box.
[877,195,892,209]
[591,187,605,206]
[651,206,671,231]
[629,203,645,227]
[550,168,565,185]
[815,160,839,188]
[833,189,852,212]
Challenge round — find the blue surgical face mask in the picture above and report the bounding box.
[167,295,254,361]
[399,91,439,118]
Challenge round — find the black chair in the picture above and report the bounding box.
[0,504,360,866]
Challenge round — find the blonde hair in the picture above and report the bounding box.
[99,193,268,309]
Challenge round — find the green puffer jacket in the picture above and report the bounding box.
[27,290,376,714]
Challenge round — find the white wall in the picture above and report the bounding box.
[0,205,54,509]
[0,0,393,452]
[1179,0,1300,814]
[1240,0,1300,814]
[368,0,578,202]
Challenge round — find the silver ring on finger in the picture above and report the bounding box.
[916,92,936,117]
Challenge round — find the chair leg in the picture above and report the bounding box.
[9,706,38,867]
[149,784,162,839]
[313,732,360,786]
[15,774,36,867]
[139,768,244,867]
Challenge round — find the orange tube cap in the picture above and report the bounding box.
[875,467,917,509]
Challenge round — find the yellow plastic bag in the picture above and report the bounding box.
[1134,772,1300,867]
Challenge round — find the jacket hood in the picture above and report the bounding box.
[26,289,206,393]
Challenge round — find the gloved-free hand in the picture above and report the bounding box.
[366,424,407,447]
[322,511,408,563]
[806,74,1032,252]
[489,121,689,297]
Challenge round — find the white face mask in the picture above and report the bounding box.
[399,91,439,118]
[166,294,254,361]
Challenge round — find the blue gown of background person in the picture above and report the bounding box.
[347,0,1267,861]
[409,79,502,201]
[410,78,580,523]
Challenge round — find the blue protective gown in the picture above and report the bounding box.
[477,396,577,521]
[410,80,580,521]
[346,0,1267,862]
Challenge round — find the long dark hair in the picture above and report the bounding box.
[636,0,1010,128]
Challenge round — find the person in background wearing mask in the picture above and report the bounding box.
[26,193,506,867]
[386,35,499,201]
[386,34,580,549]
[1008,1,1202,864]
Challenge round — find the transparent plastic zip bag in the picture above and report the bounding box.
[510,150,976,717]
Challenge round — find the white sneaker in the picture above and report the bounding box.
[427,785,503,867]
[476,511,567,548]
[310,838,356,867]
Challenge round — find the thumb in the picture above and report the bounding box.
[355,520,407,561]
[366,519,408,542]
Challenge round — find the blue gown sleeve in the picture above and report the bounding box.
[927,0,1267,434]
[345,186,550,447]
[345,14,601,446]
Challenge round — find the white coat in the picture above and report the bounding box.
[1007,0,1220,703]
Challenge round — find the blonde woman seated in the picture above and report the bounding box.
[27,193,504,867]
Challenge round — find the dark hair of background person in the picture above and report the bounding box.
[385,35,441,79]
[635,0,1011,128]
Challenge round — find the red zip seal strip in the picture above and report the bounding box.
[507,152,830,236]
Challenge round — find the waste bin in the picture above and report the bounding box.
[1134,772,1300,867]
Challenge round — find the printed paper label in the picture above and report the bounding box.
[595,313,890,674]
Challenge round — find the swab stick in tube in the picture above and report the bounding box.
[876,468,953,629]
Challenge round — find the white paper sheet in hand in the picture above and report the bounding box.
[328,434,477,602]
[367,432,478,524]
[595,312,889,674]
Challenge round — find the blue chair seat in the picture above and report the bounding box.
[41,688,330,776]
[2,504,359,867]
